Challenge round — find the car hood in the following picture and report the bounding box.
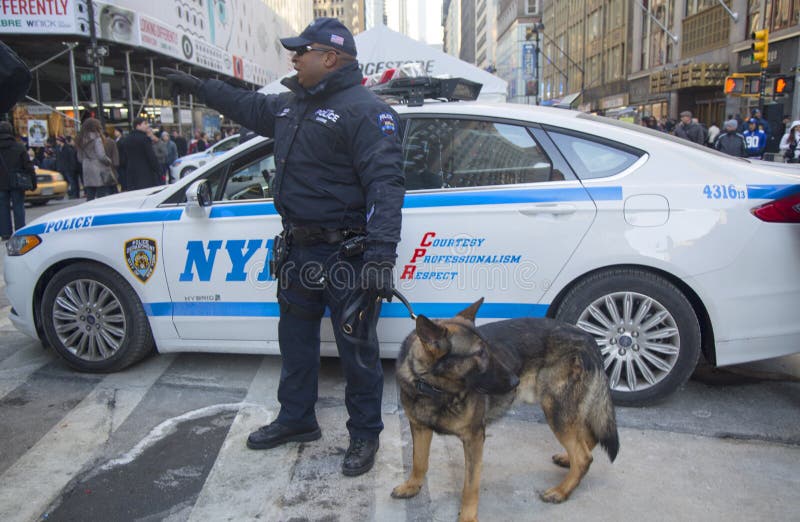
[18,187,167,233]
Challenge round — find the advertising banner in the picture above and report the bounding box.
[0,0,298,85]
[0,0,89,35]
[27,119,48,146]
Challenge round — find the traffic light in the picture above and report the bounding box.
[751,29,769,68]
[773,75,795,95]
[724,75,745,95]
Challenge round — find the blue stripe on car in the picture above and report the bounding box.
[17,186,624,235]
[143,301,549,318]
[747,184,800,200]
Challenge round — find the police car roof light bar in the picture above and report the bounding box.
[372,77,482,107]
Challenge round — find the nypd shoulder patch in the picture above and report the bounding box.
[377,112,397,136]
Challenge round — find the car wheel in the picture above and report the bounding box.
[554,268,701,406]
[30,200,48,206]
[41,262,155,372]
[180,166,196,178]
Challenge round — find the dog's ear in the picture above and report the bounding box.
[456,297,484,323]
[416,315,449,357]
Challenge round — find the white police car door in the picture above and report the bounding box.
[378,117,601,343]
[162,141,281,341]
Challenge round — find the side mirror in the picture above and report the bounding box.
[186,179,212,217]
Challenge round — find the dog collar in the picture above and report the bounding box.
[414,378,448,399]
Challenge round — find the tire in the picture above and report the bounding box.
[554,268,701,406]
[40,262,155,372]
[180,166,196,178]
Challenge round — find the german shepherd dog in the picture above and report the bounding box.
[391,299,619,522]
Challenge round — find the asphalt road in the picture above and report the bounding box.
[0,197,798,522]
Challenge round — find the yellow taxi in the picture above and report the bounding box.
[25,167,68,206]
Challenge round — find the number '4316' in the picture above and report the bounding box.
[703,184,745,199]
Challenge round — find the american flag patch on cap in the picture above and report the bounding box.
[330,34,344,45]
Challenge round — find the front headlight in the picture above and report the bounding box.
[6,235,41,256]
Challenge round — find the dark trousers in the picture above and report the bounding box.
[61,170,79,198]
[85,186,115,201]
[276,241,384,440]
[0,189,25,238]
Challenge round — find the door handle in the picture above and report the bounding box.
[519,204,577,216]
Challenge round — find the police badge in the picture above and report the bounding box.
[125,238,157,283]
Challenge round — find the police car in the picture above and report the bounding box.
[168,133,240,181]
[5,79,800,406]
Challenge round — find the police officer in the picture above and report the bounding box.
[161,18,404,477]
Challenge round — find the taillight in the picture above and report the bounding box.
[751,191,800,222]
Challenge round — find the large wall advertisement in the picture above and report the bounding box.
[1,0,307,85]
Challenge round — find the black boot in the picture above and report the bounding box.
[342,437,379,476]
[246,421,321,450]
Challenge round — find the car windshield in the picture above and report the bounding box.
[577,113,750,162]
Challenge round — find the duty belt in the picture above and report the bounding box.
[288,224,365,246]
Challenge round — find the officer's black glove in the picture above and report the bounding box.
[362,261,395,301]
[159,67,204,101]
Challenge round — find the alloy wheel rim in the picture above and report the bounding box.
[575,291,680,394]
[52,279,127,361]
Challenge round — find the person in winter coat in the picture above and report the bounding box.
[159,131,178,182]
[171,130,188,157]
[779,120,800,163]
[707,123,720,147]
[103,130,120,193]
[119,117,160,190]
[715,119,747,158]
[0,121,35,239]
[76,118,116,201]
[56,136,80,198]
[674,111,706,145]
[743,118,767,159]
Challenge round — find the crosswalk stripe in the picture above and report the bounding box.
[186,355,285,521]
[0,354,175,522]
[0,343,52,400]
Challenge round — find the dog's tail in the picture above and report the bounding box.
[585,365,620,462]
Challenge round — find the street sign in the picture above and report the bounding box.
[80,73,95,82]
[99,66,115,76]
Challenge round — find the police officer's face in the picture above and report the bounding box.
[292,43,340,88]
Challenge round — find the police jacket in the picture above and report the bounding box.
[715,131,746,158]
[200,63,404,261]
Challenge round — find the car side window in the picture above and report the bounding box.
[221,154,275,201]
[161,141,274,205]
[545,128,643,179]
[214,138,239,153]
[403,118,558,190]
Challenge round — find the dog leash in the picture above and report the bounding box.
[342,288,417,369]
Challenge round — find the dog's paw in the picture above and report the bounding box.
[539,487,567,504]
[551,453,570,468]
[391,482,422,499]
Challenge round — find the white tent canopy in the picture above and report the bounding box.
[260,25,507,101]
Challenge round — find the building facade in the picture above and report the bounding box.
[540,0,799,127]
[313,0,367,33]
[476,0,499,71]
[495,0,542,104]
[443,0,462,57]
